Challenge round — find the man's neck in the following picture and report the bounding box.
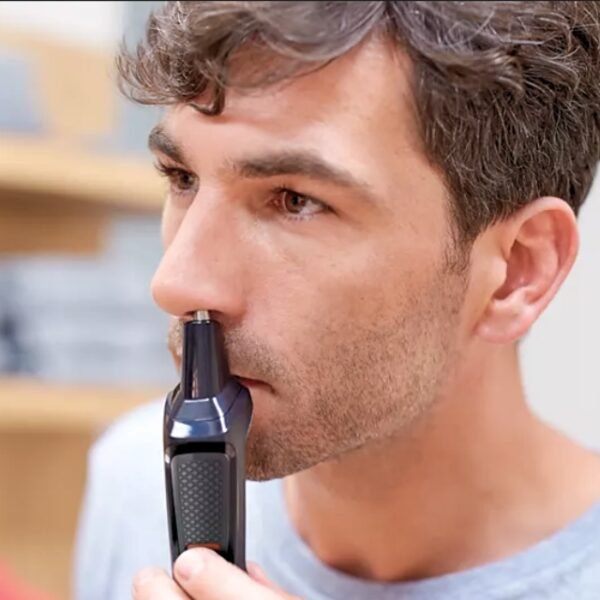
[284,344,600,582]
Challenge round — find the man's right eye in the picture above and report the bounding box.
[155,161,199,197]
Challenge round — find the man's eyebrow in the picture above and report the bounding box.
[148,126,377,202]
[226,151,377,202]
[148,125,187,165]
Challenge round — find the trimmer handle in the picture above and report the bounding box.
[163,316,253,569]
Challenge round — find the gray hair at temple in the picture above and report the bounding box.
[117,1,600,244]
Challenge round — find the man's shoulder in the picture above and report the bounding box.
[74,399,171,600]
[94,398,164,458]
[85,398,167,513]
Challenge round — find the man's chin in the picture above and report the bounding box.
[244,426,302,482]
[244,423,333,482]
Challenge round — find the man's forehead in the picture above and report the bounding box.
[163,35,415,135]
[150,38,426,207]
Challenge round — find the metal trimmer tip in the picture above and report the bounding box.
[194,310,210,321]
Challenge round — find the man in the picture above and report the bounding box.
[74,1,600,599]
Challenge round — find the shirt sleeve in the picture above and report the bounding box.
[71,400,170,600]
[72,430,127,600]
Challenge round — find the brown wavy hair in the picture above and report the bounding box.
[117,1,600,242]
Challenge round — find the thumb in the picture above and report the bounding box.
[174,549,297,599]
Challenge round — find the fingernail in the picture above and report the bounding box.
[175,550,205,581]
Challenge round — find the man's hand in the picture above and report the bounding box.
[132,548,301,599]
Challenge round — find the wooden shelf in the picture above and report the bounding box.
[0,376,167,434]
[0,135,166,254]
[0,135,165,212]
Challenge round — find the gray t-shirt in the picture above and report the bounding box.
[73,401,600,600]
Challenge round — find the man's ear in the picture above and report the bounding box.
[475,197,579,344]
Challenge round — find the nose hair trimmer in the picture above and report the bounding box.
[163,310,253,569]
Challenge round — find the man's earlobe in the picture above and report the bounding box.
[475,198,579,344]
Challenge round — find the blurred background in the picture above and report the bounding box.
[0,2,171,599]
[0,1,598,599]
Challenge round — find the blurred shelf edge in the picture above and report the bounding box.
[0,134,165,211]
[0,376,166,434]
[0,137,164,254]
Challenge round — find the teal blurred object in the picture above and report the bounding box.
[0,50,44,133]
[2,215,174,386]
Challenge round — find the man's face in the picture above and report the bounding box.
[151,38,470,480]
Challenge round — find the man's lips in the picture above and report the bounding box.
[234,376,271,390]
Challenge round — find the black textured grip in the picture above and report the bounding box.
[171,453,231,552]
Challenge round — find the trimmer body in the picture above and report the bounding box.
[163,315,253,569]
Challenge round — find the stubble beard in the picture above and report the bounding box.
[166,267,467,481]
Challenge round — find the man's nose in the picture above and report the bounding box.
[151,200,247,320]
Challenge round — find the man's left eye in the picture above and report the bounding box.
[275,188,328,220]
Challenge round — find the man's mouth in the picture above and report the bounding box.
[234,375,271,391]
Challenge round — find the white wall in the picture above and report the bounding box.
[523,176,600,449]
[0,1,124,50]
